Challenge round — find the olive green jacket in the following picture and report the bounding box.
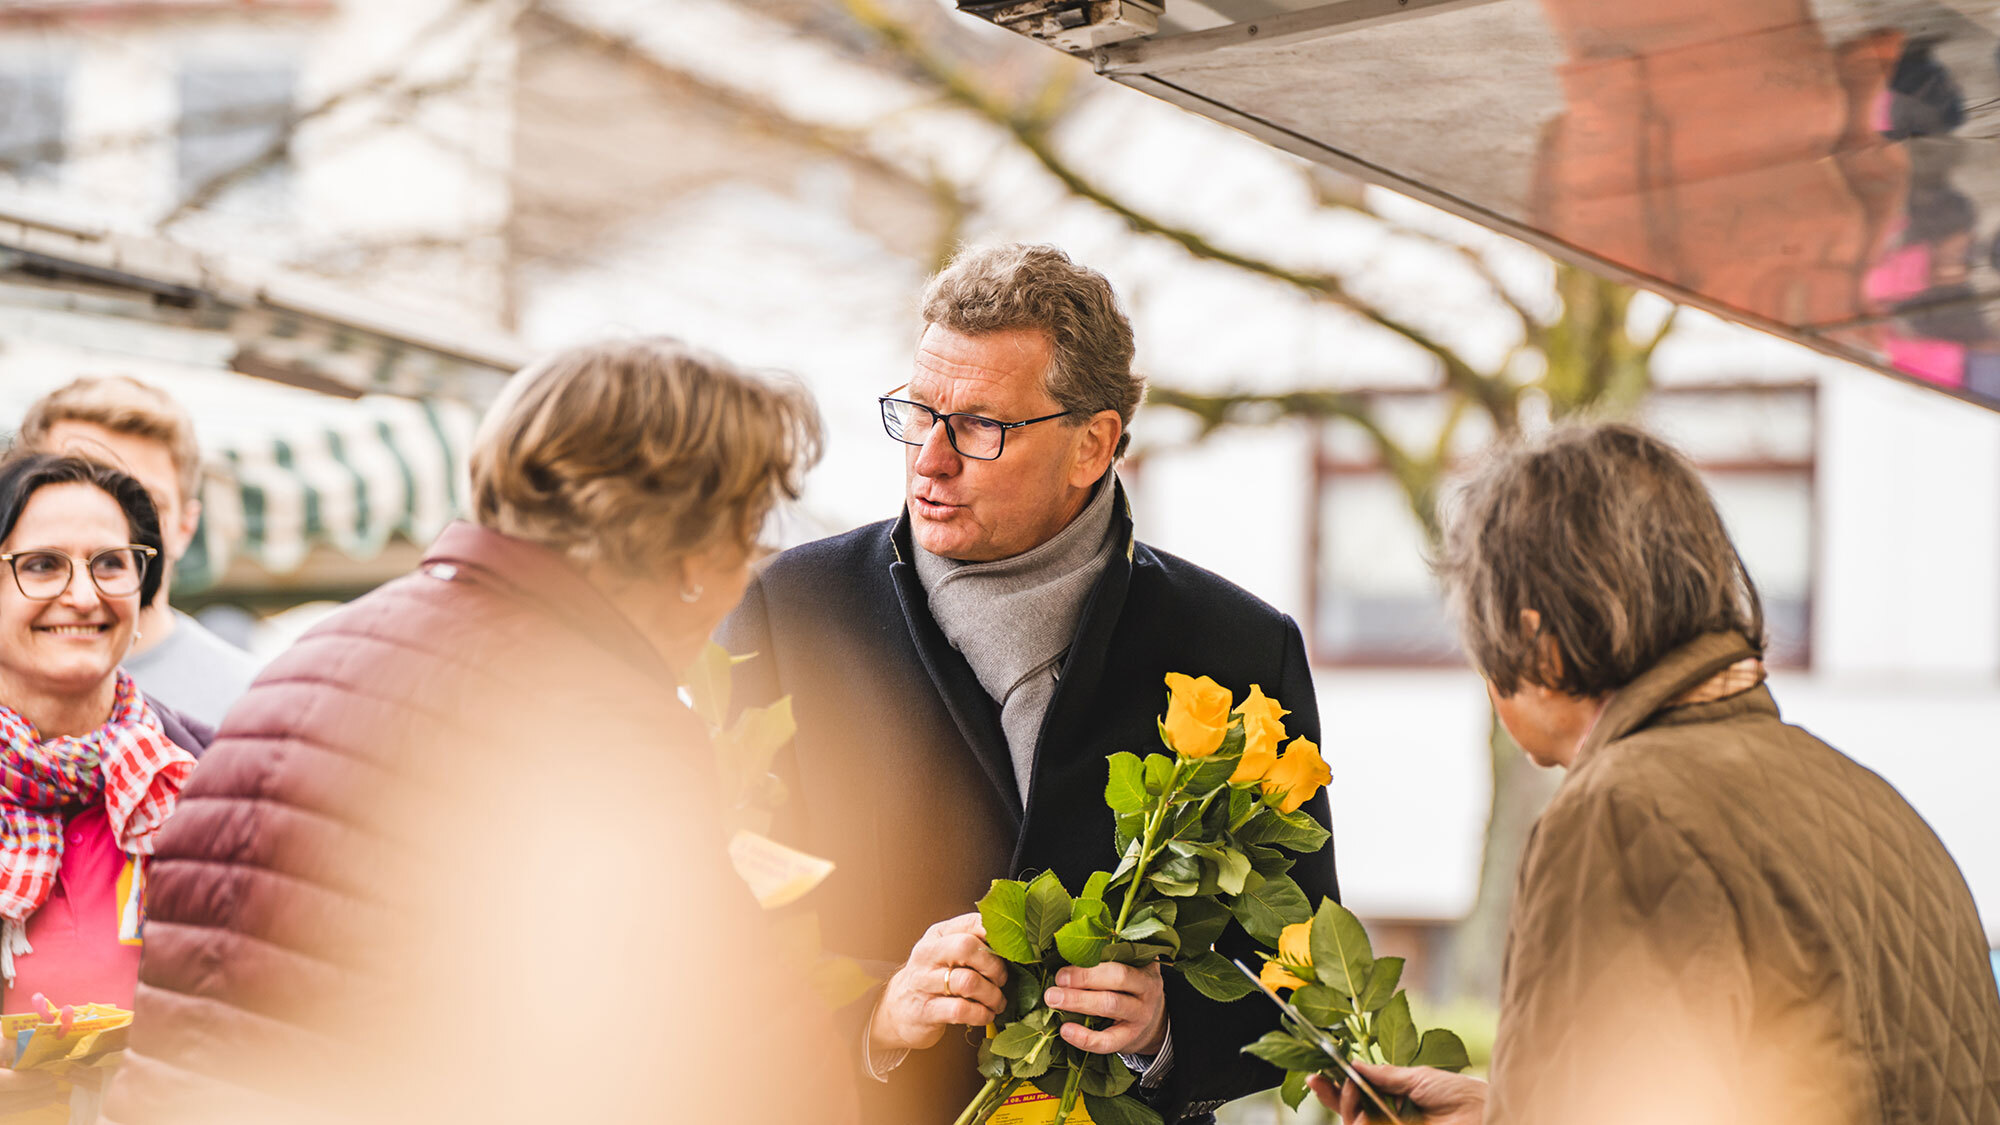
[1489,632,2000,1125]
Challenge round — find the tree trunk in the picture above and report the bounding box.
[1446,710,1562,1004]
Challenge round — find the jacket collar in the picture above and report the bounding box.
[1573,631,1761,767]
[885,479,1139,832]
[422,522,677,688]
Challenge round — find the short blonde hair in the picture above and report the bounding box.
[471,338,821,576]
[18,376,203,503]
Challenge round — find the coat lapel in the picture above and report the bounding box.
[886,515,1024,824]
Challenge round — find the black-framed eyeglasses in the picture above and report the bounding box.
[877,393,1072,461]
[0,545,158,601]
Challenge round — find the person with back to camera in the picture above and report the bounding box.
[101,338,859,1125]
[1314,423,2000,1125]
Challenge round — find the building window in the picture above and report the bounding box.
[176,63,297,211]
[0,63,67,181]
[1310,383,1817,667]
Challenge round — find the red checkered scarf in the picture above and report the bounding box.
[0,672,195,982]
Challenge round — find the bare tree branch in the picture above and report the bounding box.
[159,0,529,229]
[841,0,1523,430]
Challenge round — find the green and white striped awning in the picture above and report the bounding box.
[2,365,482,594]
[178,392,479,589]
[0,206,517,593]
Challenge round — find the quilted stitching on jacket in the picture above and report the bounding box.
[1489,634,2000,1125]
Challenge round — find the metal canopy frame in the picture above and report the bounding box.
[962,0,2000,417]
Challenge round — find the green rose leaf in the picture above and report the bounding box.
[1101,939,1176,964]
[1244,1029,1334,1073]
[1357,956,1404,1013]
[1182,748,1240,794]
[1236,808,1332,853]
[1080,1053,1138,1098]
[1175,949,1257,1002]
[1142,753,1175,797]
[1241,843,1295,879]
[1230,872,1311,946]
[1003,966,1044,1020]
[1117,916,1179,955]
[1291,983,1351,1026]
[977,1037,1009,1079]
[989,1020,1045,1059]
[1026,870,1073,954]
[1227,786,1259,831]
[1114,812,1145,855]
[1280,1068,1310,1111]
[1377,991,1418,1066]
[1214,847,1253,896]
[1081,871,1112,904]
[1013,1029,1059,1078]
[1055,911,1112,967]
[1173,896,1232,953]
[1413,1027,1473,1073]
[1081,1092,1164,1125]
[681,642,735,727]
[979,880,1037,964]
[1309,898,1374,997]
[1158,853,1202,884]
[1106,753,1147,815]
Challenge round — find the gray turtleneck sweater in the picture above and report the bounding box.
[913,476,1120,805]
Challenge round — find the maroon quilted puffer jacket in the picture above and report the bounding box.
[103,522,857,1125]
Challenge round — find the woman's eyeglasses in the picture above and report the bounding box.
[0,546,158,601]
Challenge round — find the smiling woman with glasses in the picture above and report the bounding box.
[0,452,207,1111]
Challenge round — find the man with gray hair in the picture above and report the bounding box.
[722,243,1339,1123]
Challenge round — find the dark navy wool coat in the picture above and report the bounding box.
[720,489,1340,1125]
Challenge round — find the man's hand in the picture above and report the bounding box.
[1044,961,1167,1055]
[870,913,1010,1053]
[1309,1063,1487,1125]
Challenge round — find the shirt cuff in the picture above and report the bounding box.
[863,993,910,1082]
[1119,1019,1174,1088]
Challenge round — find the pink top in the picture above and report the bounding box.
[3,805,142,1012]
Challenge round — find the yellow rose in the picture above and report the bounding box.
[1262,736,1333,815]
[1277,920,1313,968]
[1163,673,1232,758]
[1258,920,1314,991]
[1228,684,1289,784]
[1259,959,1310,993]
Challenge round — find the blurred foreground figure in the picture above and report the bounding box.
[1318,423,2000,1125]
[102,339,858,1125]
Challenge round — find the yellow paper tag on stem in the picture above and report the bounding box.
[727,830,835,909]
[985,1087,1096,1125]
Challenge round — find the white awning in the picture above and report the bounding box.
[0,317,483,591]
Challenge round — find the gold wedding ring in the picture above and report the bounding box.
[942,966,958,997]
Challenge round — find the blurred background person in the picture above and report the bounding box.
[18,378,260,729]
[102,338,858,1125]
[1315,423,2000,1125]
[0,454,207,1119]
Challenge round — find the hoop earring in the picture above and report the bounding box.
[679,584,704,604]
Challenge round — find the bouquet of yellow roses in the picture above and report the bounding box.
[957,673,1335,1125]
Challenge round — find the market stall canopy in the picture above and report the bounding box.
[0,201,523,590]
[962,0,2000,412]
